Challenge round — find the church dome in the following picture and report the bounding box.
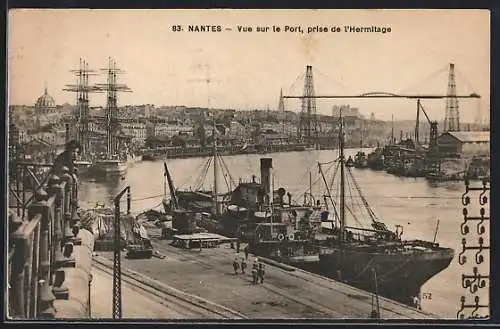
[35,86,56,109]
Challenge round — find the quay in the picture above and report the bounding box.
[7,154,437,320]
[92,225,437,320]
[7,161,438,320]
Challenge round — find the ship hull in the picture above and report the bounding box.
[248,240,321,272]
[90,161,128,179]
[318,246,454,305]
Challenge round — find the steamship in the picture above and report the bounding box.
[162,156,324,270]
[220,158,324,270]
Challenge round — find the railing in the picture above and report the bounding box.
[9,162,54,219]
[8,165,92,319]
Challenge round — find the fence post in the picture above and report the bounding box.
[61,170,74,246]
[50,175,65,274]
[38,279,56,319]
[28,190,50,285]
[10,219,28,318]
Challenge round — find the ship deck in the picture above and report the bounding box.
[173,233,237,248]
[94,226,439,319]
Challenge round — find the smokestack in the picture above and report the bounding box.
[65,124,70,143]
[260,158,273,197]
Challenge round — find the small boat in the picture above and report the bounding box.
[353,151,368,169]
[345,155,355,167]
[367,148,385,170]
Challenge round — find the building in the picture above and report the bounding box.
[437,131,490,157]
[34,86,61,128]
[332,105,360,118]
[227,120,246,138]
[154,122,194,137]
[35,86,56,114]
[332,105,360,126]
[120,122,147,145]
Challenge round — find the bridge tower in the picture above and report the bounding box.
[64,59,100,158]
[96,58,131,158]
[444,63,460,132]
[300,65,317,141]
[278,88,286,135]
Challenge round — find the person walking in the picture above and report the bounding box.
[258,263,265,284]
[233,257,240,275]
[251,262,259,284]
[244,245,249,260]
[240,258,247,274]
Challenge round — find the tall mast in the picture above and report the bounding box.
[309,171,312,206]
[339,111,346,243]
[270,165,274,237]
[360,118,364,148]
[213,116,219,216]
[391,114,395,144]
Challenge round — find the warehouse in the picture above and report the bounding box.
[437,131,490,157]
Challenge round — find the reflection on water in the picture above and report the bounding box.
[78,149,489,318]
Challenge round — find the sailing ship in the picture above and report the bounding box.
[317,114,455,306]
[162,120,233,218]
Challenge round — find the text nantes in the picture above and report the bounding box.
[188,25,223,32]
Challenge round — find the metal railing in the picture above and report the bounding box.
[8,165,84,319]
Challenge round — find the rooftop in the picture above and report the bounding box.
[445,131,490,143]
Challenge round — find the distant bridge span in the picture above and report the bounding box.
[283,92,480,100]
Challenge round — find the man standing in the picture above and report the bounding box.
[243,245,249,260]
[258,263,265,284]
[52,140,81,178]
[233,256,240,275]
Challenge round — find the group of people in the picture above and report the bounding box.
[232,246,266,284]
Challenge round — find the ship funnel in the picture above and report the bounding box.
[260,158,273,196]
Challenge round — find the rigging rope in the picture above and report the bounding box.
[345,172,360,226]
[344,171,365,228]
[328,160,341,192]
[178,158,207,188]
[219,155,236,190]
[298,161,335,199]
[194,156,213,190]
[347,167,380,223]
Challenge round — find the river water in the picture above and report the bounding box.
[78,148,490,319]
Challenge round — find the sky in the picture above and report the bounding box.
[8,9,490,122]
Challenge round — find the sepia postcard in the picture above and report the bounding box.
[6,9,491,321]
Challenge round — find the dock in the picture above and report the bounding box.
[94,228,438,319]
